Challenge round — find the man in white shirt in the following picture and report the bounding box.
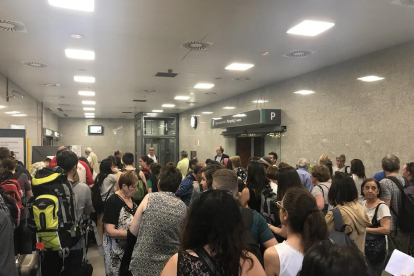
[147,146,157,163]
[85,147,99,174]
[332,154,350,174]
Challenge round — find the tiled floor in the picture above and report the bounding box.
[88,245,106,276]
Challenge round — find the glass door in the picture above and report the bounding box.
[144,137,176,166]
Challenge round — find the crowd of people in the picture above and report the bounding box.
[0,144,413,276]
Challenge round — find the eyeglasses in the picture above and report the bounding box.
[276,201,287,212]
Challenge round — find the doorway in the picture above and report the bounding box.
[144,137,176,166]
[236,137,264,168]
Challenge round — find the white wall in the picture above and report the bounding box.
[58,118,134,161]
[43,108,59,131]
[179,40,414,176]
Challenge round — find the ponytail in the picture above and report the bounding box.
[302,209,328,252]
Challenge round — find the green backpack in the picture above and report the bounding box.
[121,169,146,201]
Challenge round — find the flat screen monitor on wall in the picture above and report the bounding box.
[88,125,103,135]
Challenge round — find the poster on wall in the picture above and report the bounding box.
[70,145,82,157]
[0,137,25,161]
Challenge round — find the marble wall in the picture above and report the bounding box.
[0,72,42,146]
[43,108,59,131]
[179,40,414,176]
[58,118,134,161]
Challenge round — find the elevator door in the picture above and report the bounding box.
[236,137,264,168]
[144,137,176,166]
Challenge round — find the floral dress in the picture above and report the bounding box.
[102,194,137,276]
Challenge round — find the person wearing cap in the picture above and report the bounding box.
[259,156,272,169]
[176,150,190,177]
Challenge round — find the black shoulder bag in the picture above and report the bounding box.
[365,203,387,263]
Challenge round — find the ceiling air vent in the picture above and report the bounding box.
[122,112,133,114]
[155,72,178,78]
[232,77,252,81]
[142,89,157,93]
[181,41,214,51]
[204,92,218,95]
[46,108,52,112]
[22,61,48,68]
[133,100,147,102]
[57,108,63,112]
[58,104,70,106]
[43,83,60,87]
[282,50,316,58]
[54,96,65,99]
[0,20,27,32]
[391,0,414,7]
[63,114,68,117]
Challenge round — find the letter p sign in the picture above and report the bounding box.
[271,112,276,120]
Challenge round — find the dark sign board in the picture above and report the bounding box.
[210,109,281,129]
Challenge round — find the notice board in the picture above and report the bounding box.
[0,129,26,165]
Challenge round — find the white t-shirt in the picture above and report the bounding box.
[77,162,87,184]
[148,154,157,163]
[352,174,364,202]
[333,165,350,174]
[361,200,391,222]
[270,181,278,194]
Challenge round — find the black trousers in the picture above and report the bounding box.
[14,219,32,254]
[41,249,83,276]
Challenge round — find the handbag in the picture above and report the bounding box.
[365,203,387,263]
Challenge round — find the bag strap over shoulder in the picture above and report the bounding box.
[332,208,345,232]
[194,247,222,276]
[372,203,385,226]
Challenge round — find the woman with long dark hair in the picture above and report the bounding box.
[264,187,328,276]
[240,161,268,212]
[351,159,366,201]
[94,158,117,244]
[161,189,265,276]
[274,166,304,202]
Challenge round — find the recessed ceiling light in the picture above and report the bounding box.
[162,104,175,108]
[0,105,6,109]
[152,110,163,113]
[287,20,335,36]
[202,111,213,114]
[65,49,95,60]
[253,100,268,103]
[194,83,215,89]
[357,76,384,82]
[85,116,95,118]
[223,106,236,110]
[12,114,27,117]
[262,52,270,56]
[174,96,190,100]
[84,113,95,116]
[71,33,83,39]
[82,100,96,105]
[48,0,94,12]
[225,63,255,71]
[5,111,20,114]
[83,107,95,111]
[212,117,222,120]
[78,91,95,96]
[74,76,95,83]
[233,114,246,117]
[43,83,60,87]
[191,115,201,117]
[294,90,315,95]
[189,92,194,95]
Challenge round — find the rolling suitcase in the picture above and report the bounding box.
[15,252,40,276]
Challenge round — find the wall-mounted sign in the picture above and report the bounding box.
[44,128,53,137]
[210,109,281,129]
[0,137,24,162]
[10,124,26,129]
[54,132,59,138]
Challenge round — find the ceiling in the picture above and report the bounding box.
[1,0,414,118]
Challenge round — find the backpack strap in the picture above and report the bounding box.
[193,247,222,276]
[385,176,404,219]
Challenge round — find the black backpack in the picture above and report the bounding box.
[385,176,414,233]
[328,208,358,250]
[260,184,278,226]
[241,208,263,266]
